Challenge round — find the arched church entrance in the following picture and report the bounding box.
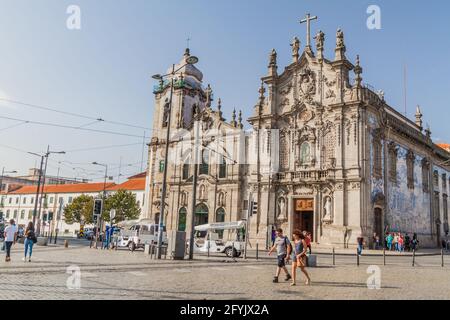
[374,207,383,240]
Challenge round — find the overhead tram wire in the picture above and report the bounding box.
[0,121,30,132]
[0,115,149,139]
[0,98,151,131]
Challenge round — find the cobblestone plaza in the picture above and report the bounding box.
[1,242,449,300]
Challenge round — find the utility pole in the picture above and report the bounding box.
[31,155,44,228]
[37,146,50,236]
[189,116,200,260]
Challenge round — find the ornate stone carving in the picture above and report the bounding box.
[298,67,316,103]
[350,182,360,190]
[299,109,314,122]
[325,89,336,99]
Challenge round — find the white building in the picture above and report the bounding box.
[0,173,146,236]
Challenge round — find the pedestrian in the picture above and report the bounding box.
[393,233,399,252]
[303,231,312,254]
[103,226,110,250]
[398,234,404,253]
[405,233,411,252]
[3,219,18,262]
[357,234,364,256]
[23,221,36,262]
[268,228,292,283]
[386,233,393,251]
[412,233,419,251]
[372,233,377,250]
[290,229,311,287]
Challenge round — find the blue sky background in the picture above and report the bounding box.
[0,0,449,182]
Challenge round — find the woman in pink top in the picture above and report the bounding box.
[398,235,404,253]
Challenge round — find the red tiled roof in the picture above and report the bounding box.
[107,178,145,191]
[9,182,116,195]
[437,143,450,151]
[127,172,146,180]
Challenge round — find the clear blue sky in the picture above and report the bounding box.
[0,0,449,182]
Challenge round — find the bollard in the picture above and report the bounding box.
[442,249,444,268]
[356,249,360,266]
[115,237,118,251]
[332,248,335,266]
[207,241,210,258]
[54,231,58,245]
[383,247,386,266]
[64,240,69,248]
[412,249,416,267]
[256,243,259,261]
[49,232,53,244]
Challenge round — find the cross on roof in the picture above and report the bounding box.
[300,13,318,49]
[186,37,191,49]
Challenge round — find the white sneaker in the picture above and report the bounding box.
[22,257,26,262]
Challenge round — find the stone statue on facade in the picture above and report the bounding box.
[336,28,345,49]
[315,30,325,51]
[323,197,332,222]
[291,37,300,62]
[277,197,287,220]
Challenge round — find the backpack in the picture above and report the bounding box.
[28,230,37,243]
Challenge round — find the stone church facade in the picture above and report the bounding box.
[144,23,450,248]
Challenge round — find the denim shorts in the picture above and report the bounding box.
[277,254,287,267]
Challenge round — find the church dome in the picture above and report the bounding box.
[167,48,203,82]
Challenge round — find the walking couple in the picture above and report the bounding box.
[268,228,311,287]
[2,219,36,262]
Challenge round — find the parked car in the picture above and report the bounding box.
[77,227,94,240]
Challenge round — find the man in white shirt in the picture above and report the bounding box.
[4,219,18,262]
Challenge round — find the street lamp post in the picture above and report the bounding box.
[188,114,200,260]
[152,54,199,260]
[31,146,65,236]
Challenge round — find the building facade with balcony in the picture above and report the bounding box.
[145,26,450,248]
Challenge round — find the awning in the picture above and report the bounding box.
[194,221,245,232]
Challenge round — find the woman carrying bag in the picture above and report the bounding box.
[23,221,37,262]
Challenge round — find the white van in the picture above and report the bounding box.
[119,221,168,251]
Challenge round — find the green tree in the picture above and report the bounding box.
[63,194,94,224]
[103,189,141,223]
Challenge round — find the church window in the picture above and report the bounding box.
[300,142,310,165]
[182,160,190,180]
[388,143,398,183]
[443,195,449,235]
[406,151,415,190]
[159,160,165,173]
[372,130,382,179]
[219,156,227,179]
[323,129,336,167]
[422,158,430,192]
[279,131,289,171]
[162,102,170,128]
[434,170,439,188]
[199,149,209,175]
[442,173,447,190]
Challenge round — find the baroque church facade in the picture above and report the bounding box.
[144,20,450,248]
